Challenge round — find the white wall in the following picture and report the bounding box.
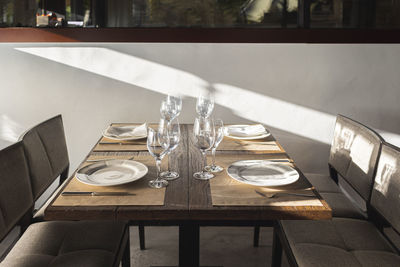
[1,43,399,173]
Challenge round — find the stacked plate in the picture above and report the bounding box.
[227,160,299,186]
[102,123,147,141]
[225,124,270,140]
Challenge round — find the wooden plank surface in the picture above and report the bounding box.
[45,123,331,222]
[187,124,331,221]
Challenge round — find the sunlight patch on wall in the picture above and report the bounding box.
[0,114,24,149]
[14,47,400,146]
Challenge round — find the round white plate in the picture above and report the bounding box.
[103,125,147,141]
[76,160,148,186]
[227,160,299,187]
[225,125,270,140]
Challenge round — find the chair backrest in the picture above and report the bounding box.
[19,115,69,201]
[370,142,400,234]
[328,114,382,201]
[0,142,34,241]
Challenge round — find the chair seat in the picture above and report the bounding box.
[305,173,366,219]
[305,173,341,193]
[281,218,400,267]
[320,192,366,219]
[1,220,127,267]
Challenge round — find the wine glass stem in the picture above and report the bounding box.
[211,147,216,167]
[155,158,162,180]
[201,150,207,172]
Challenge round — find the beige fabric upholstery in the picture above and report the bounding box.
[305,173,366,219]
[1,220,126,267]
[305,173,340,193]
[281,218,399,267]
[319,192,365,219]
[329,115,382,200]
[20,115,69,200]
[371,143,400,233]
[0,142,33,241]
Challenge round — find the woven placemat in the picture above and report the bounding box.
[217,137,284,153]
[208,154,322,207]
[52,154,168,206]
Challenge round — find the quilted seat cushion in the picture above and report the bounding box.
[281,218,399,267]
[1,220,126,267]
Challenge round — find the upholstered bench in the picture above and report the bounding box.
[1,221,128,267]
[304,115,382,220]
[0,125,129,266]
[273,142,400,267]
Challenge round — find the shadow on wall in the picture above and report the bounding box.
[14,46,340,143]
[4,45,398,173]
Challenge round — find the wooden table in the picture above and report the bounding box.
[45,123,331,267]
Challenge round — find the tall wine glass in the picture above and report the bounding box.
[160,118,181,180]
[196,92,214,118]
[160,95,182,123]
[193,117,215,180]
[205,119,224,173]
[147,127,170,188]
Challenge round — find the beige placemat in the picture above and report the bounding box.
[93,137,148,152]
[217,137,284,153]
[52,154,167,206]
[209,154,323,207]
[93,123,153,152]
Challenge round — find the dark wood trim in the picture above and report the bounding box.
[1,28,400,43]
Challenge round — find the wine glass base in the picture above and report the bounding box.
[193,171,215,180]
[160,171,180,180]
[148,179,168,188]
[205,165,224,173]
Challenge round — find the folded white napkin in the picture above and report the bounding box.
[106,123,147,138]
[227,124,266,137]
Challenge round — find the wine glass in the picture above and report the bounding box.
[196,92,214,118]
[160,95,182,123]
[193,117,215,180]
[147,127,170,188]
[160,118,181,180]
[205,119,224,173]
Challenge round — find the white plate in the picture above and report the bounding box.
[225,125,270,140]
[76,160,148,186]
[227,160,299,186]
[103,125,147,141]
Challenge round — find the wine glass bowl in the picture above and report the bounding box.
[160,95,182,122]
[196,93,214,118]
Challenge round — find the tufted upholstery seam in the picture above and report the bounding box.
[48,249,114,266]
[36,131,54,175]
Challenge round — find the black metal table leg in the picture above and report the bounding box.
[179,223,200,267]
[271,224,283,267]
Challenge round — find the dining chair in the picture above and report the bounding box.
[18,115,70,223]
[0,141,131,267]
[254,114,383,247]
[273,142,400,266]
[20,115,145,251]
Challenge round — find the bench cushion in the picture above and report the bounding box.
[1,220,126,267]
[319,192,365,219]
[281,218,399,267]
[305,173,366,219]
[305,173,340,193]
